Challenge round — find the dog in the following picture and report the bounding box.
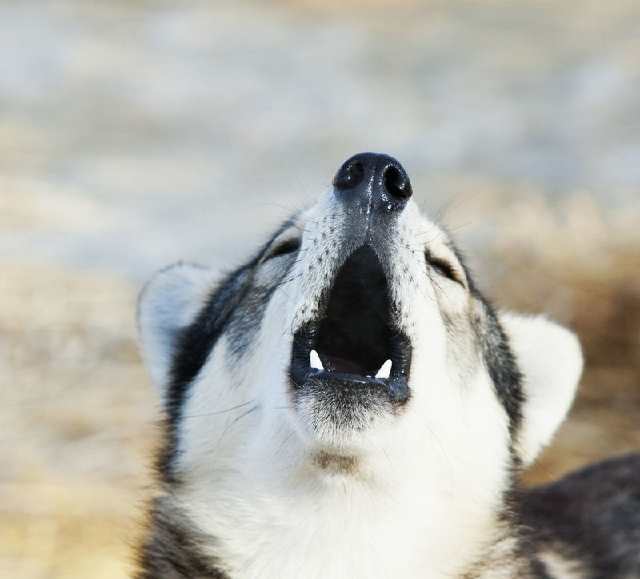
[135,153,640,578]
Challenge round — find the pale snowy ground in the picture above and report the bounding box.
[1,0,638,279]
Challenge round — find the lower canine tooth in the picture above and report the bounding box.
[375,359,392,379]
[310,349,323,371]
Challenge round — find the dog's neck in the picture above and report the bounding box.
[173,438,519,579]
[164,360,522,579]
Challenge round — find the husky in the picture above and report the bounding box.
[135,153,640,579]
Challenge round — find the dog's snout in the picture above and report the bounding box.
[333,152,412,212]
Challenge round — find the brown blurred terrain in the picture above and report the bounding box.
[480,195,640,482]
[1,1,639,578]
[0,263,155,578]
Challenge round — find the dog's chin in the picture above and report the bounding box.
[292,381,396,450]
[292,395,403,481]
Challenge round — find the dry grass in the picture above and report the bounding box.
[1,197,638,578]
[484,198,640,483]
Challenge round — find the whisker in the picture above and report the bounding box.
[274,431,295,456]
[215,404,261,448]
[181,399,257,420]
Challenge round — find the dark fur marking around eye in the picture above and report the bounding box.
[266,238,300,260]
[425,249,464,286]
[158,264,256,482]
[158,219,298,482]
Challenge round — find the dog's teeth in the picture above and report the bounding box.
[375,359,392,380]
[309,349,324,371]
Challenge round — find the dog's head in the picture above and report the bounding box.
[139,153,582,494]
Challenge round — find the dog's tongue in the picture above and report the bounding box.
[323,355,368,375]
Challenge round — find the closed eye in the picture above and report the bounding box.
[266,238,301,261]
[425,249,464,287]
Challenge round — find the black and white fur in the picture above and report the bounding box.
[135,154,640,579]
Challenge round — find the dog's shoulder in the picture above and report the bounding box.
[520,453,640,578]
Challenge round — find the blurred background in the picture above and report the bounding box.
[1,1,638,577]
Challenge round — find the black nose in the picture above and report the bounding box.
[333,152,412,211]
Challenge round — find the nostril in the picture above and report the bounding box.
[334,160,365,191]
[383,165,412,200]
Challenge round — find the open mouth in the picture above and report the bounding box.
[290,245,412,405]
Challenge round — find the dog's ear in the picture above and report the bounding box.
[500,313,583,466]
[137,263,214,396]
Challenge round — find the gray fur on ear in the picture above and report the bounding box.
[137,263,214,398]
[500,313,583,466]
